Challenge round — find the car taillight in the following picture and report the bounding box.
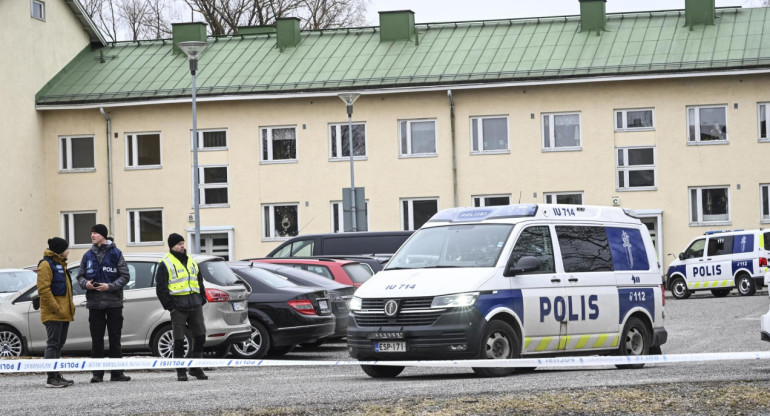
[760,257,768,268]
[205,288,230,302]
[288,299,317,315]
[660,284,666,307]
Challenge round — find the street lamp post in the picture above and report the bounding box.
[338,93,361,232]
[178,41,208,254]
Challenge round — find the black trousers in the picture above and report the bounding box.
[89,307,123,376]
[44,321,69,379]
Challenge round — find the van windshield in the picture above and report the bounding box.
[386,224,513,270]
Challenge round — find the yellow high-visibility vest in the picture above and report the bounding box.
[161,254,200,296]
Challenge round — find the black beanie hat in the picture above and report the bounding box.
[168,233,185,250]
[48,237,69,254]
[91,224,108,240]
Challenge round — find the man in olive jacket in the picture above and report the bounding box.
[37,237,75,388]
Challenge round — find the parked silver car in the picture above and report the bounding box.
[0,254,250,358]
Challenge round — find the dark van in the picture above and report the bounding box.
[266,231,413,258]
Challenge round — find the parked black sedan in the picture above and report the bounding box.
[228,262,335,359]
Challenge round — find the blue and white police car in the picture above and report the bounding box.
[347,204,667,378]
[666,229,769,299]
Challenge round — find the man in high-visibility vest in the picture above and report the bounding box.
[155,233,208,381]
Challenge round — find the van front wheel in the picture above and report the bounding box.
[360,364,404,378]
[472,320,519,377]
[736,274,756,296]
[670,277,690,299]
[615,317,650,369]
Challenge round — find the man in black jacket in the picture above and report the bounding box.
[156,233,208,381]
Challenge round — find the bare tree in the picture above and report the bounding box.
[299,0,367,30]
[82,0,121,42]
[144,0,176,39]
[119,0,151,41]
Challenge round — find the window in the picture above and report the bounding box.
[59,136,95,171]
[31,0,45,20]
[62,212,97,246]
[509,226,555,274]
[401,198,438,230]
[473,195,511,207]
[196,129,227,150]
[198,166,228,206]
[126,133,161,168]
[544,192,583,205]
[330,201,369,233]
[615,109,654,131]
[761,184,770,222]
[555,226,613,272]
[125,262,157,290]
[542,112,581,150]
[687,105,727,143]
[399,119,437,156]
[329,123,366,159]
[759,103,769,142]
[616,147,656,190]
[470,116,508,153]
[127,209,163,245]
[689,186,730,224]
[263,204,299,239]
[261,126,296,162]
[707,236,733,257]
[272,239,314,257]
[683,238,705,259]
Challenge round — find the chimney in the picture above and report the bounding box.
[579,0,606,34]
[171,22,207,55]
[684,0,715,28]
[276,17,301,51]
[236,26,276,36]
[379,10,416,43]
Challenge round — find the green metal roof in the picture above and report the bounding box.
[36,6,770,106]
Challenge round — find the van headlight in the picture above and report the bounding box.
[349,296,362,311]
[431,292,479,309]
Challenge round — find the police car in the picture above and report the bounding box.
[347,204,667,378]
[666,229,770,299]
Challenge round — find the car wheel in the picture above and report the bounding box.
[472,320,519,377]
[267,345,294,356]
[0,325,25,358]
[616,317,650,369]
[151,325,190,358]
[736,274,756,296]
[711,288,731,297]
[360,364,405,378]
[670,277,690,299]
[204,343,231,358]
[232,319,270,359]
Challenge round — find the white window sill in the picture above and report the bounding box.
[614,127,655,133]
[471,150,511,155]
[329,156,368,162]
[59,168,96,173]
[399,153,438,159]
[542,147,582,152]
[198,147,228,152]
[759,138,770,143]
[71,244,92,249]
[200,204,230,209]
[686,140,728,146]
[761,219,770,224]
[126,165,162,170]
[126,242,164,247]
[262,237,293,242]
[689,221,731,227]
[617,187,657,192]
[260,159,298,165]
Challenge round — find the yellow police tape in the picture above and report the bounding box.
[3,351,770,373]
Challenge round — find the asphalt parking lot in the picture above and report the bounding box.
[3,290,770,415]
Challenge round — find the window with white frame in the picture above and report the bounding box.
[261,126,296,162]
[125,133,161,168]
[263,204,299,239]
[330,201,369,233]
[471,116,508,153]
[615,108,654,131]
[399,119,437,156]
[689,186,730,224]
[761,184,770,222]
[59,136,95,171]
[196,129,227,150]
[31,0,45,20]
[542,112,581,150]
[198,166,228,206]
[329,123,366,159]
[616,147,656,190]
[62,212,96,246]
[544,192,583,205]
[473,195,511,207]
[759,103,769,141]
[687,105,727,143]
[127,209,163,244]
[401,198,438,231]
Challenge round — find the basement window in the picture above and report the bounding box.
[31,0,45,20]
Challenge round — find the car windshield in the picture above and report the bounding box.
[0,270,38,293]
[241,268,297,288]
[199,260,239,286]
[386,224,513,270]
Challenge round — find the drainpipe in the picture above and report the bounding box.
[99,107,114,237]
[447,90,458,207]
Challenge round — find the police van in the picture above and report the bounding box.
[666,229,769,299]
[347,204,667,378]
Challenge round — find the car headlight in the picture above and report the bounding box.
[349,296,362,311]
[431,292,479,309]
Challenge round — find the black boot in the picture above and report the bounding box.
[188,336,208,380]
[91,370,104,383]
[173,340,187,381]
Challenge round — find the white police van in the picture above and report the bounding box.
[666,229,769,299]
[347,204,667,378]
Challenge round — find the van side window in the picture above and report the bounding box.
[510,226,555,274]
[765,233,770,250]
[707,236,733,256]
[684,238,705,258]
[555,226,613,272]
[273,240,314,257]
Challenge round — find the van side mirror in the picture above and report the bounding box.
[504,256,540,277]
[678,253,685,261]
[32,297,40,311]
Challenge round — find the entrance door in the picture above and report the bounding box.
[200,233,231,260]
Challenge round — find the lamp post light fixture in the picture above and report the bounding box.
[337,92,361,232]
[178,41,208,254]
